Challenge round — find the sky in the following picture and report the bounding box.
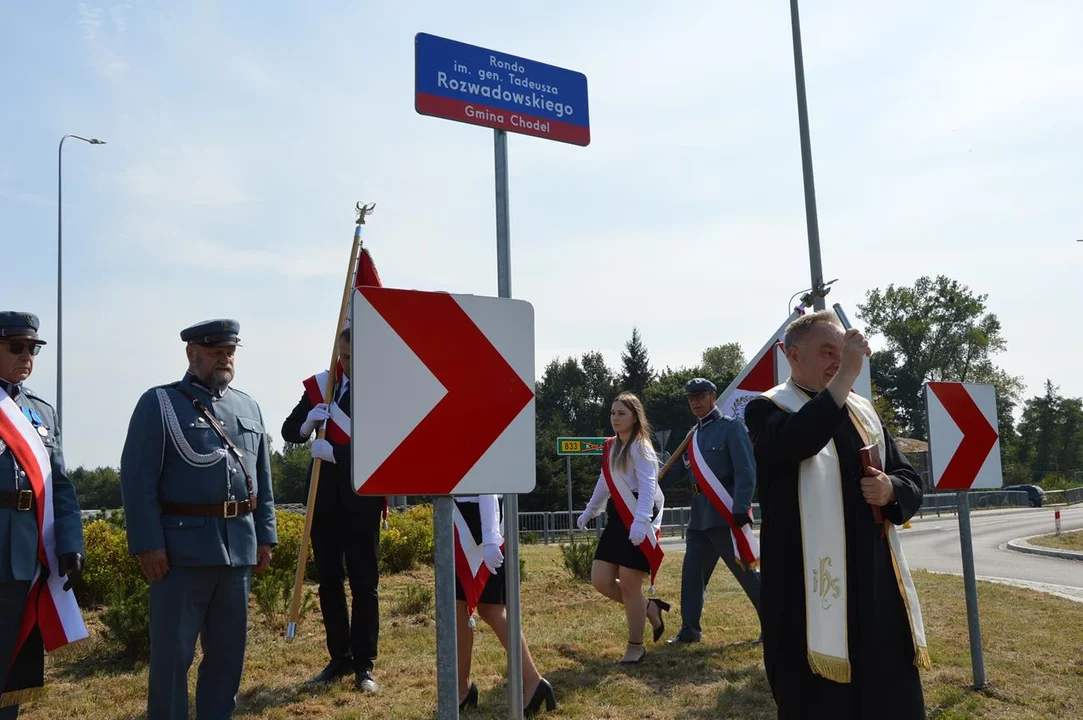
[3,1,1081,470]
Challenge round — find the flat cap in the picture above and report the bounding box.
[0,311,46,344]
[180,319,241,347]
[684,377,717,395]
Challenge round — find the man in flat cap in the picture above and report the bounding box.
[120,319,278,719]
[658,377,762,645]
[0,312,85,717]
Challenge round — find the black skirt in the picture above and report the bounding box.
[594,498,651,573]
[454,500,507,607]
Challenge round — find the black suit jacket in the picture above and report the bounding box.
[281,388,383,515]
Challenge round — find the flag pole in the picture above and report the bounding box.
[285,201,375,639]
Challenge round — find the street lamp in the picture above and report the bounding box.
[57,134,106,428]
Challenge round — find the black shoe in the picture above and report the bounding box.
[305,658,354,685]
[354,669,378,693]
[524,678,557,716]
[459,682,478,711]
[646,598,670,643]
[667,630,700,645]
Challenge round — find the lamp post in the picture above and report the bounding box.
[57,134,106,427]
[788,0,827,310]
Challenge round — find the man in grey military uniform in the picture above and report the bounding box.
[660,377,762,644]
[0,312,84,718]
[120,319,277,719]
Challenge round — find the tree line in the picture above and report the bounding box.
[69,274,1081,510]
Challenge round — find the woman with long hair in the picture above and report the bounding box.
[454,493,556,715]
[576,391,669,663]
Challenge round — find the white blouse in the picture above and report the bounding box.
[584,437,664,524]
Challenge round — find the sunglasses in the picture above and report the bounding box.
[2,342,43,357]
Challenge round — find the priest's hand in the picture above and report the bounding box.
[839,329,871,378]
[628,519,651,545]
[57,552,85,592]
[732,512,752,528]
[861,468,896,507]
[138,548,170,582]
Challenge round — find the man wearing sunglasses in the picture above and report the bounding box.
[119,319,278,720]
[0,311,85,717]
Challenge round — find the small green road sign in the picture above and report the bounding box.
[556,437,608,456]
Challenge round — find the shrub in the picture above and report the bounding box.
[76,520,143,607]
[100,581,151,660]
[1039,473,1073,492]
[268,510,319,582]
[252,567,316,630]
[391,583,433,616]
[561,534,597,582]
[379,505,435,574]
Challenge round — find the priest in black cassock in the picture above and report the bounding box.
[744,310,930,720]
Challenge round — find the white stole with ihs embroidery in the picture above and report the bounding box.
[761,380,930,684]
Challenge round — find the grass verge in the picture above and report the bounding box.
[20,546,1083,719]
[1028,529,1083,552]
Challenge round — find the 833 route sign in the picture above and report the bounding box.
[556,437,607,456]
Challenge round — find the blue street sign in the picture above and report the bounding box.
[414,32,590,146]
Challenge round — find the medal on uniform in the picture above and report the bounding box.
[38,425,49,437]
[0,438,6,455]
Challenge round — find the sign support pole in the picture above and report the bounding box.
[566,456,574,538]
[495,127,525,718]
[956,491,987,689]
[433,497,460,718]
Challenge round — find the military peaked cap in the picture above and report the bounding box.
[0,311,46,344]
[180,319,241,347]
[684,377,717,395]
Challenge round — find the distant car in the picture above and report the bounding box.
[1003,484,1046,507]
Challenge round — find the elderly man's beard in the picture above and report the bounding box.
[205,367,233,390]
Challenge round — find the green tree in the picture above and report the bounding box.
[618,328,654,397]
[70,466,122,509]
[1012,381,1083,483]
[858,275,1022,446]
[269,441,314,505]
[700,343,745,382]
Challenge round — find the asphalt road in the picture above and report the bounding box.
[660,505,1083,602]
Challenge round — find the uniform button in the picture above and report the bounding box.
[178,521,184,527]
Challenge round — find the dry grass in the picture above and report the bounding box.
[1028,530,1083,552]
[21,546,1083,719]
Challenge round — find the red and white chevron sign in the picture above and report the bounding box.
[350,287,536,496]
[925,382,1002,490]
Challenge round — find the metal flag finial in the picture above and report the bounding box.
[356,202,376,225]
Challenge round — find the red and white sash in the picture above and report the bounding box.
[302,368,351,446]
[452,503,502,614]
[301,369,387,521]
[0,395,87,662]
[600,438,664,585]
[688,428,760,570]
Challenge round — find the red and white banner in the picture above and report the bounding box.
[600,439,664,585]
[452,504,498,614]
[0,395,87,660]
[688,429,760,569]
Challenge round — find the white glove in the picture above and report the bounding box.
[576,512,593,531]
[300,403,331,436]
[311,438,336,464]
[628,518,651,546]
[482,543,504,573]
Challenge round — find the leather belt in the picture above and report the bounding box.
[0,490,35,511]
[160,496,258,519]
